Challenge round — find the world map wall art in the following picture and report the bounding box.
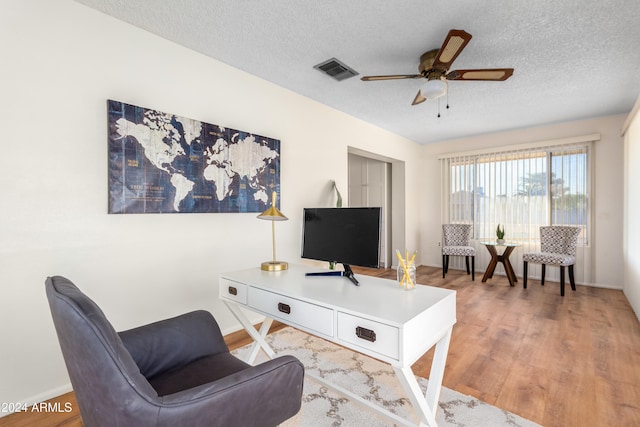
[107,100,281,214]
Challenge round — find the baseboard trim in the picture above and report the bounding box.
[220,313,265,337]
[421,263,623,290]
[0,384,72,418]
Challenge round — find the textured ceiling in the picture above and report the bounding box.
[74,0,640,144]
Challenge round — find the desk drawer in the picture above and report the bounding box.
[249,287,333,337]
[337,312,399,360]
[219,278,248,305]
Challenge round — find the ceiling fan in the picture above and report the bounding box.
[361,29,514,105]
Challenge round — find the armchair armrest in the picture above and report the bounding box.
[119,310,228,379]
[158,355,305,426]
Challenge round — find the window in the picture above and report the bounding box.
[442,142,591,245]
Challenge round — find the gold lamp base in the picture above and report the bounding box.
[261,261,288,271]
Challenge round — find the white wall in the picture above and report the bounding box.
[0,0,422,408]
[623,97,640,318]
[420,115,626,289]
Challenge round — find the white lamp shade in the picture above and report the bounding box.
[420,79,448,99]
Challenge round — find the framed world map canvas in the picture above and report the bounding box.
[107,100,281,214]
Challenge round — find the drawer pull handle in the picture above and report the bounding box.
[356,326,376,343]
[278,303,291,315]
[228,286,237,296]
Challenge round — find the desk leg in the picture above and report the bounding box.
[247,317,274,363]
[393,327,452,427]
[223,301,275,364]
[223,300,452,427]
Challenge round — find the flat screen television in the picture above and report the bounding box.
[301,207,381,285]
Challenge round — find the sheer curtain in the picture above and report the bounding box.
[440,135,597,284]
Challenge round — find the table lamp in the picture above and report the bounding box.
[257,191,288,271]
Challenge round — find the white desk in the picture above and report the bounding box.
[219,264,456,427]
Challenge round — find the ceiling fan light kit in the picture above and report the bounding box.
[361,29,514,107]
[421,79,448,99]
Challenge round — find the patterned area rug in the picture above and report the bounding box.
[232,327,541,427]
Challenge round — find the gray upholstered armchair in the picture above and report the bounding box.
[522,226,581,296]
[45,276,304,427]
[442,224,475,281]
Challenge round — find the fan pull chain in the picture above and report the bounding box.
[436,92,451,118]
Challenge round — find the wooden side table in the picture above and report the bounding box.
[480,242,519,286]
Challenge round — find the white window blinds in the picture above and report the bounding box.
[439,134,597,283]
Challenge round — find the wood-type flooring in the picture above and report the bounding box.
[2,266,639,427]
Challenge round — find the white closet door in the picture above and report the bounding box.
[348,154,390,267]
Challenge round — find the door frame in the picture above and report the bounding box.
[348,147,406,269]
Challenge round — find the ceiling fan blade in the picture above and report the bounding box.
[411,91,427,105]
[446,68,514,81]
[432,29,472,70]
[361,74,422,81]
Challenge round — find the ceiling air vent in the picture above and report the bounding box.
[313,58,359,81]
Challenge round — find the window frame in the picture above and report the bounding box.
[440,138,595,246]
